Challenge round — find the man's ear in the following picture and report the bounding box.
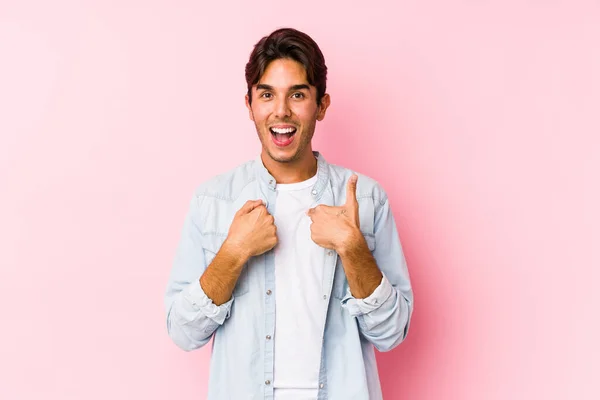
[316,93,331,121]
[245,94,254,121]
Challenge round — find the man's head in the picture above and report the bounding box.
[245,28,328,106]
[245,28,330,166]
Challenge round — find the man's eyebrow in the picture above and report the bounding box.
[255,84,273,91]
[255,84,311,91]
[290,84,310,91]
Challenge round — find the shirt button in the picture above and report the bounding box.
[266,290,272,295]
[323,295,327,300]
[266,335,271,340]
[320,383,324,389]
[327,251,333,256]
[265,380,271,385]
[311,189,317,195]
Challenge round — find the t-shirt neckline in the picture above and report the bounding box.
[275,174,318,192]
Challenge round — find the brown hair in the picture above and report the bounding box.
[245,28,327,105]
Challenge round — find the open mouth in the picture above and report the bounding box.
[269,126,297,147]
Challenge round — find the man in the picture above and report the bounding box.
[165,28,413,400]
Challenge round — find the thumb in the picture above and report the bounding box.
[238,199,265,215]
[345,174,358,209]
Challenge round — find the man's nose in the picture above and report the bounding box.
[274,97,292,119]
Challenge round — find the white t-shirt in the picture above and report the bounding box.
[273,173,327,400]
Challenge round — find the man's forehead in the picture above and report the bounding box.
[254,58,312,88]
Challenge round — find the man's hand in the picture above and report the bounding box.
[307,175,362,253]
[308,175,383,299]
[200,200,276,306]
[225,200,278,260]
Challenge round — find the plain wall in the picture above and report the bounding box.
[1,1,598,399]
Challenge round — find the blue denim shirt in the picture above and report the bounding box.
[165,152,414,399]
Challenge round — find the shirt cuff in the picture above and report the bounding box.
[183,279,234,325]
[341,274,394,317]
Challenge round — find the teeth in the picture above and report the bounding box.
[271,127,296,134]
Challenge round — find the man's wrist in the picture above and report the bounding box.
[336,227,366,257]
[221,239,250,270]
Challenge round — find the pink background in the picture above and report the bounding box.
[1,1,599,399]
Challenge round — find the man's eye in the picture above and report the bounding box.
[292,92,305,99]
[261,92,272,99]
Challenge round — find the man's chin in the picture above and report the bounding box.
[262,140,311,165]
[267,152,297,163]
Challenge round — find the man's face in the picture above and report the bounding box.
[245,58,330,165]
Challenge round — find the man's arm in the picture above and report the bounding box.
[199,240,247,306]
[308,175,413,352]
[165,195,229,351]
[337,232,383,299]
[165,196,276,351]
[202,199,277,304]
[339,194,414,352]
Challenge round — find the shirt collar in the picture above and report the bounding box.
[254,151,330,200]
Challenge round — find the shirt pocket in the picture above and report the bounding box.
[333,233,376,300]
[202,233,250,297]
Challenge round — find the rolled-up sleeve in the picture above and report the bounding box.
[164,194,232,351]
[183,279,233,325]
[341,274,394,316]
[341,192,414,352]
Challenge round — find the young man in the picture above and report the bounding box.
[165,28,413,400]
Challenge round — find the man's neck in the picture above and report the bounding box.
[261,151,318,184]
